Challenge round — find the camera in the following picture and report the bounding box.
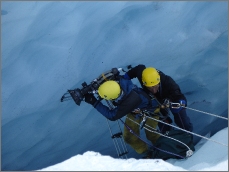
[68,81,100,106]
[66,68,120,106]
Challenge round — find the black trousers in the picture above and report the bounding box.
[158,108,193,133]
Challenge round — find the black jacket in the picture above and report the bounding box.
[126,64,187,104]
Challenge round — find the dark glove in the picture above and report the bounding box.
[170,100,186,113]
[179,100,186,107]
[84,93,97,106]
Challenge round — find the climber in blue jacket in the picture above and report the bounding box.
[84,75,161,158]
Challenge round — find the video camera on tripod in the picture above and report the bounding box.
[61,68,121,106]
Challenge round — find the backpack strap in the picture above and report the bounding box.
[133,89,155,110]
[133,89,168,119]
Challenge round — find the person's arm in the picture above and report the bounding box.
[94,102,119,121]
[84,93,119,121]
[125,64,146,85]
[161,75,187,113]
[95,90,142,121]
[163,75,186,103]
[85,91,142,121]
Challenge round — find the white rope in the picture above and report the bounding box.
[184,106,228,120]
[169,101,228,120]
[126,114,228,147]
[126,116,192,150]
[146,115,228,147]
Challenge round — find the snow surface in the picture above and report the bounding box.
[40,127,228,171]
[1,1,228,171]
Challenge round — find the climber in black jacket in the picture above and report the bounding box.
[123,64,193,133]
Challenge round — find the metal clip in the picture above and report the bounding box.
[140,115,147,129]
[170,102,181,109]
[161,99,170,109]
[132,108,141,114]
[186,150,193,157]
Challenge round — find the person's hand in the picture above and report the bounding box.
[84,93,97,106]
[179,100,186,107]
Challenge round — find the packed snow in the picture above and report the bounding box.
[39,127,228,171]
[1,1,228,171]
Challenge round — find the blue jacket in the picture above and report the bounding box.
[94,76,159,121]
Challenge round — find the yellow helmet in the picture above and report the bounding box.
[142,67,160,87]
[98,81,121,100]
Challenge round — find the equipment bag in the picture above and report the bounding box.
[152,130,195,160]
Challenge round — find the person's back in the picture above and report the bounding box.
[88,76,157,121]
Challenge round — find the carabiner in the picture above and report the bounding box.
[170,102,181,109]
[140,115,147,129]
